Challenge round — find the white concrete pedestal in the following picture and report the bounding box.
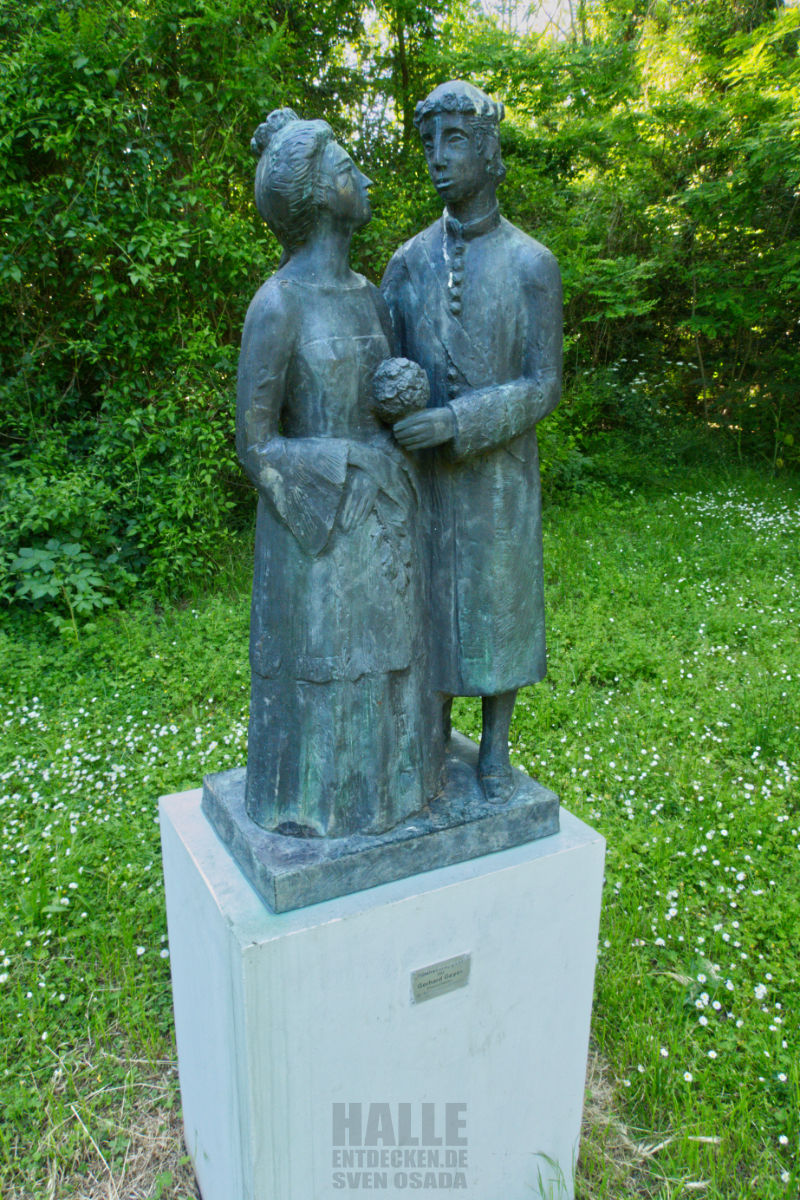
[160,790,604,1200]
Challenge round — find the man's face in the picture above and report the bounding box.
[418,112,492,207]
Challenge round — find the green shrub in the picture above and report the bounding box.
[0,371,242,629]
[0,0,362,625]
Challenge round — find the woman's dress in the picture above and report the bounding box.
[236,273,442,837]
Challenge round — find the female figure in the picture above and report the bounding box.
[237,110,441,838]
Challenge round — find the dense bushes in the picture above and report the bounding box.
[440,2,800,467]
[1,0,798,626]
[0,0,362,623]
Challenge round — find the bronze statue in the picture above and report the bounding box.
[202,91,560,911]
[382,80,563,803]
[236,110,442,837]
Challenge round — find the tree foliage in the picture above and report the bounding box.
[0,0,366,618]
[1,0,798,623]
[437,1,799,463]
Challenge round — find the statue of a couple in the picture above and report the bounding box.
[237,82,562,841]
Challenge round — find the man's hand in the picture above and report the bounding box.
[393,407,455,450]
[339,467,378,532]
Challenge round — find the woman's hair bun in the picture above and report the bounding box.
[250,108,299,158]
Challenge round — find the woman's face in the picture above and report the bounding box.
[320,141,372,230]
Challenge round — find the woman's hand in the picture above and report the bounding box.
[339,467,378,531]
[393,407,455,450]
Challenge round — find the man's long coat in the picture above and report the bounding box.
[381,211,562,696]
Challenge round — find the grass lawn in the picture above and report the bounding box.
[0,450,798,1198]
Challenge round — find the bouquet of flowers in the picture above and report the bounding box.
[371,357,430,424]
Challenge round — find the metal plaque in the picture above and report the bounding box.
[411,953,471,1004]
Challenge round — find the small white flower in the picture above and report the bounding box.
[683,1071,693,1082]
[136,946,146,957]
[660,1047,669,1058]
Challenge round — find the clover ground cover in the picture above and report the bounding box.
[0,466,797,1198]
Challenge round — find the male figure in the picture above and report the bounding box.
[381,80,562,802]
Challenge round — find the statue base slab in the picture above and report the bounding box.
[160,786,604,1200]
[201,731,559,912]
